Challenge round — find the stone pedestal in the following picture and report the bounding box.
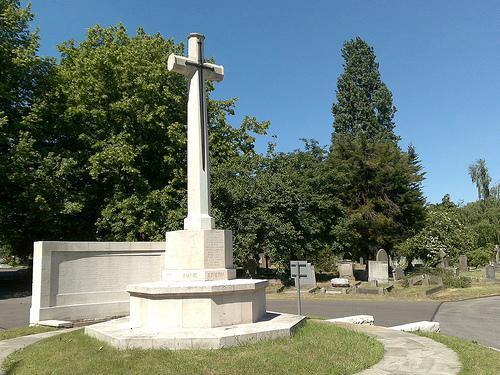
[128,229,267,331]
[162,229,236,281]
[86,229,304,350]
[128,279,267,330]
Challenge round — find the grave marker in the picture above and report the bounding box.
[368,260,388,283]
[486,264,496,280]
[376,249,388,262]
[459,255,468,271]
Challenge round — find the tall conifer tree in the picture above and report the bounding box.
[329,37,425,260]
[332,37,397,141]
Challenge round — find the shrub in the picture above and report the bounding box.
[467,246,494,267]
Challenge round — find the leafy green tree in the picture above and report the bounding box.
[328,135,426,260]
[2,23,268,257]
[0,0,54,257]
[397,195,477,266]
[212,140,342,272]
[468,159,491,200]
[331,37,398,142]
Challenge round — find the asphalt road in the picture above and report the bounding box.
[434,296,500,350]
[267,299,441,327]
[1,294,499,350]
[0,296,31,330]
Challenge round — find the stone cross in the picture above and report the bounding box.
[167,33,224,230]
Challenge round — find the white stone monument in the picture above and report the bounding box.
[86,33,303,349]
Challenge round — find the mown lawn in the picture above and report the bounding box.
[419,332,500,375]
[3,320,383,375]
[0,326,56,341]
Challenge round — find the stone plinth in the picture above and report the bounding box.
[128,279,267,330]
[85,312,305,350]
[162,229,236,281]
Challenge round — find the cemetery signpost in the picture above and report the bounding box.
[290,260,308,315]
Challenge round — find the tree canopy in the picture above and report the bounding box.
[328,37,426,260]
[331,37,398,142]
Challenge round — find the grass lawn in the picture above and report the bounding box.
[418,332,500,375]
[3,320,383,375]
[0,326,56,341]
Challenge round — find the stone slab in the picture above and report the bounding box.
[37,319,73,328]
[331,278,350,287]
[389,321,440,333]
[326,315,374,325]
[85,312,305,350]
[127,279,268,295]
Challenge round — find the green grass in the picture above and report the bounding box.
[419,332,500,375]
[0,326,56,341]
[3,321,383,375]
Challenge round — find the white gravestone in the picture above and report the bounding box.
[85,34,303,350]
[376,249,388,262]
[368,260,389,283]
[295,262,316,289]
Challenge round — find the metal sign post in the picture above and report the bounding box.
[290,260,307,316]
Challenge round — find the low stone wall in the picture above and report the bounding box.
[30,241,165,325]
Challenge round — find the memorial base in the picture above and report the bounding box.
[85,312,305,350]
[127,279,268,329]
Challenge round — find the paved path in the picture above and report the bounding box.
[434,296,500,350]
[336,322,462,375]
[268,299,441,327]
[0,328,78,375]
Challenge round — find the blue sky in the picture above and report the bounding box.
[27,0,499,204]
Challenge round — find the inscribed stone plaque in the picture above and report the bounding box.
[204,231,225,268]
[338,261,354,279]
[368,260,388,283]
[376,249,388,262]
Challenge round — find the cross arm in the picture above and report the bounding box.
[167,54,224,82]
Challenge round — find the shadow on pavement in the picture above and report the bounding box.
[0,268,32,300]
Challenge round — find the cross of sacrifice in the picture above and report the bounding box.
[167,33,224,231]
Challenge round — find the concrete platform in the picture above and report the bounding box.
[85,312,305,350]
